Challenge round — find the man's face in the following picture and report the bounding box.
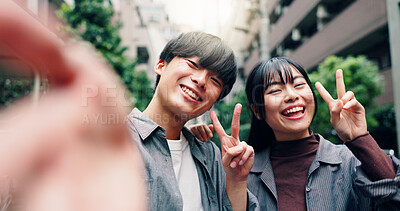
[154,56,223,121]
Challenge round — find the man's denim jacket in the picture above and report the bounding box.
[127,108,259,211]
[248,134,400,210]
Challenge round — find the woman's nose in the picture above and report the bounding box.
[284,87,299,102]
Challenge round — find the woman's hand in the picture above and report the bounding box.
[315,69,367,142]
[188,124,214,142]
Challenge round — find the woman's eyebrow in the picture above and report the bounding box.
[293,75,305,80]
[267,81,283,86]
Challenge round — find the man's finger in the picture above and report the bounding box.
[238,142,254,166]
[315,82,334,105]
[231,104,242,141]
[222,145,244,169]
[336,69,346,99]
[210,111,227,142]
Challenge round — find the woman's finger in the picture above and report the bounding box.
[189,126,202,141]
[343,98,360,110]
[315,82,334,105]
[336,69,346,99]
[341,91,354,105]
[206,124,213,138]
[330,100,343,126]
[198,125,208,141]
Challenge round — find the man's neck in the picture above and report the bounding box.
[143,99,187,140]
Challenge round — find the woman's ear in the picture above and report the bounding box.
[154,59,166,75]
[250,104,262,120]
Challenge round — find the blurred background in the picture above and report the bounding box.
[1,0,399,156]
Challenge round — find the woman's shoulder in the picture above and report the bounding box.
[315,134,358,163]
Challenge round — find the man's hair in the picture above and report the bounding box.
[154,31,237,100]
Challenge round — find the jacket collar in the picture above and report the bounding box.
[314,134,342,165]
[249,134,343,201]
[250,147,278,199]
[182,127,208,164]
[127,108,209,165]
[251,147,271,173]
[127,108,162,141]
[251,134,343,173]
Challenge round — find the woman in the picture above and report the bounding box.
[191,57,400,210]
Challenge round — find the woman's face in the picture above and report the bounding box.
[263,66,315,141]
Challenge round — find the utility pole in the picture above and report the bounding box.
[386,0,400,156]
[259,0,270,61]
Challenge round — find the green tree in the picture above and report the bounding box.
[370,104,398,153]
[309,55,383,143]
[57,0,152,110]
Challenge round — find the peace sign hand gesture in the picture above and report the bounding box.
[210,104,254,182]
[315,69,367,142]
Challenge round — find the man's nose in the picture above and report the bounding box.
[191,70,207,89]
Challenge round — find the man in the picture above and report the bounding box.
[127,32,258,211]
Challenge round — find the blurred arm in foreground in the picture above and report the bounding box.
[0,1,146,210]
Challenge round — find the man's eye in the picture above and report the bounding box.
[186,60,199,69]
[211,78,222,87]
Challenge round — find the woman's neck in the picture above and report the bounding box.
[274,129,311,142]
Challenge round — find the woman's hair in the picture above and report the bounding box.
[245,57,318,151]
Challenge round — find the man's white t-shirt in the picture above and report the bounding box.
[167,132,204,211]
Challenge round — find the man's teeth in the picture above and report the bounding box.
[285,106,304,114]
[182,86,199,101]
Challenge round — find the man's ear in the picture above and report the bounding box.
[154,59,166,75]
[250,104,262,120]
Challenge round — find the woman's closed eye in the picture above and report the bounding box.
[267,89,281,94]
[294,83,306,88]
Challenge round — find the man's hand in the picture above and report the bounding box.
[210,104,254,211]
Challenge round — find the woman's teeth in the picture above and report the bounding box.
[285,106,304,115]
[181,86,199,101]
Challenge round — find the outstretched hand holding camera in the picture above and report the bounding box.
[0,1,145,210]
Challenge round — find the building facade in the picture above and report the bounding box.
[118,0,176,82]
[243,0,393,105]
